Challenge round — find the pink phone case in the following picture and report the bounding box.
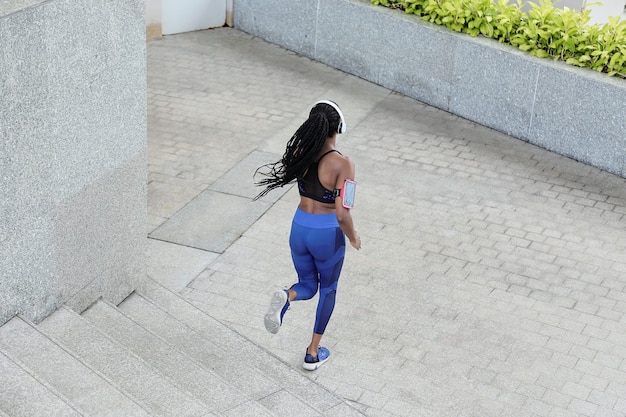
[341,179,357,208]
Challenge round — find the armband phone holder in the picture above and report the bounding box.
[341,179,357,209]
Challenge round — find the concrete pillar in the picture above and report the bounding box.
[0,0,147,325]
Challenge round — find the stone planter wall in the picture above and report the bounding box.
[234,0,626,178]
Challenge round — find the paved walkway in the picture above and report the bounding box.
[146,28,626,417]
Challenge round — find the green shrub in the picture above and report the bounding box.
[371,0,626,77]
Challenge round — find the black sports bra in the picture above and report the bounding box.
[297,150,341,204]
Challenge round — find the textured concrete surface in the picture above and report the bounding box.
[0,350,82,417]
[150,190,273,253]
[147,28,626,417]
[147,239,219,292]
[39,307,211,417]
[0,317,151,416]
[0,0,146,324]
[0,0,47,16]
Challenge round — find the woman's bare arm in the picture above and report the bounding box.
[334,157,361,250]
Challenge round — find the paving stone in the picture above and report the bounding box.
[150,189,272,253]
[208,149,288,203]
[147,238,219,292]
[220,400,276,417]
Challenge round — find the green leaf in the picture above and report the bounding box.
[609,52,622,66]
[480,22,494,37]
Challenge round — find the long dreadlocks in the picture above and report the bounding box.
[253,103,341,200]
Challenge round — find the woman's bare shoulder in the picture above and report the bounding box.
[327,151,354,177]
[328,150,352,165]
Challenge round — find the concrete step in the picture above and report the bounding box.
[82,297,267,416]
[0,344,81,417]
[136,280,363,416]
[0,316,150,417]
[38,306,211,417]
[0,279,362,417]
[118,291,280,399]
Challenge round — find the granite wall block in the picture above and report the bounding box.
[0,0,147,324]
[449,37,540,139]
[315,0,387,83]
[233,0,317,58]
[530,65,626,176]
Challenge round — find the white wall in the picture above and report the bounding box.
[555,0,625,24]
[585,0,626,24]
[145,0,232,37]
[162,0,226,35]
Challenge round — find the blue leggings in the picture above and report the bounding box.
[289,208,346,335]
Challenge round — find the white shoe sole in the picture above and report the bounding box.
[303,347,330,371]
[302,355,329,371]
[264,290,287,334]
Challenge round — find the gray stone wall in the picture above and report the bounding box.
[0,0,147,324]
[234,0,626,178]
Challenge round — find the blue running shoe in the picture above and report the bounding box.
[264,289,289,334]
[303,346,330,371]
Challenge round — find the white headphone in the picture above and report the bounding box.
[314,100,347,134]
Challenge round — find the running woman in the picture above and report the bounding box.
[254,100,361,370]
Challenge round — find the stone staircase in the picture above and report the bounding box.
[0,280,362,417]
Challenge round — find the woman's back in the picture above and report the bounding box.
[298,149,347,214]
